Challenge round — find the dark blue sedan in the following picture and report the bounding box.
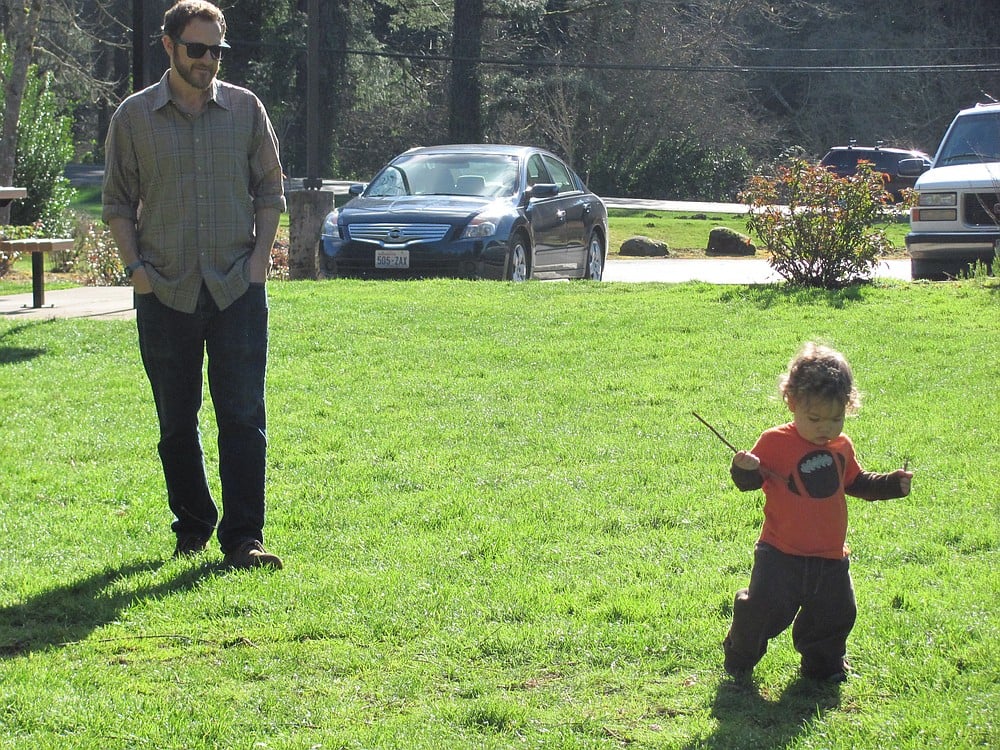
[320,145,608,281]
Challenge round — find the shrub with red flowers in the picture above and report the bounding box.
[741,159,894,288]
[268,239,289,280]
[70,217,124,285]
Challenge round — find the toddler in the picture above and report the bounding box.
[724,342,912,682]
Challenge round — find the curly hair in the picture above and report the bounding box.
[162,1,227,41]
[779,342,861,413]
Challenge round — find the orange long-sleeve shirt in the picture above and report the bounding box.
[730,423,904,559]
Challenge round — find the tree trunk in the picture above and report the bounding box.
[448,0,483,143]
[0,0,43,225]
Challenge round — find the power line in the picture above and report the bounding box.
[747,46,1000,54]
[339,46,1000,74]
[233,38,1000,74]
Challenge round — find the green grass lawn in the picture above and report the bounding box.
[0,279,996,748]
[68,185,102,217]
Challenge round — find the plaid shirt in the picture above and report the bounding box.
[103,71,285,313]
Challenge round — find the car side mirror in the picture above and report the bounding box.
[897,158,930,178]
[527,183,559,199]
[349,183,366,196]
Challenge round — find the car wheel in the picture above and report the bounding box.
[319,253,338,279]
[506,232,530,281]
[583,231,604,281]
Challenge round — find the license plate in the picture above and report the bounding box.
[375,249,409,269]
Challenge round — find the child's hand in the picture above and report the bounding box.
[732,450,761,472]
[893,469,913,496]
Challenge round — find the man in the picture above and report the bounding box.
[103,0,285,569]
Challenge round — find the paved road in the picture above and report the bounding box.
[602,196,750,214]
[603,257,911,283]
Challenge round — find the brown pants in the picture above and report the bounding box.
[723,542,857,679]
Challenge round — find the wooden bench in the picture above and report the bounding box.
[0,238,75,308]
[0,187,27,207]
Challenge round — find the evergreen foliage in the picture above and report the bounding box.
[9,68,76,236]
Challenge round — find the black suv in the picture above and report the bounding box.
[820,142,932,201]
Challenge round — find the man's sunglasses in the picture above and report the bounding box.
[174,38,230,61]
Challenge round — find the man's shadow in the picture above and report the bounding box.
[0,559,216,658]
[687,676,842,749]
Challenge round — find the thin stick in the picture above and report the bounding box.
[692,411,738,453]
[693,411,785,483]
[903,457,909,472]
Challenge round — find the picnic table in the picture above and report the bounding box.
[1,187,74,308]
[0,187,27,206]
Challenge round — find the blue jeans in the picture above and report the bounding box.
[135,283,269,554]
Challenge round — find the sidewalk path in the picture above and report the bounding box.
[0,285,135,321]
[0,258,911,321]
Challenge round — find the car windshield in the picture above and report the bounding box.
[937,112,1000,165]
[365,153,521,198]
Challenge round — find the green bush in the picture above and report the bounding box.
[0,47,75,274]
[742,159,894,288]
[8,68,76,237]
[590,136,752,201]
[631,137,751,201]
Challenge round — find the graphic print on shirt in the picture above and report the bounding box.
[785,449,846,499]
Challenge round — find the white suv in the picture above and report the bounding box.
[903,102,1000,279]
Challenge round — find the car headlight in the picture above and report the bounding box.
[321,209,341,239]
[917,192,957,207]
[461,208,503,239]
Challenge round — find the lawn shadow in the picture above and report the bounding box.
[718,284,866,310]
[686,676,842,749]
[0,558,217,658]
[0,321,50,364]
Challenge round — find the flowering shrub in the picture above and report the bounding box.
[742,159,894,288]
[269,240,289,280]
[72,218,125,286]
[70,217,291,286]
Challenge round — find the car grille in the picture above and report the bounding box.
[963,192,1000,227]
[347,223,452,247]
